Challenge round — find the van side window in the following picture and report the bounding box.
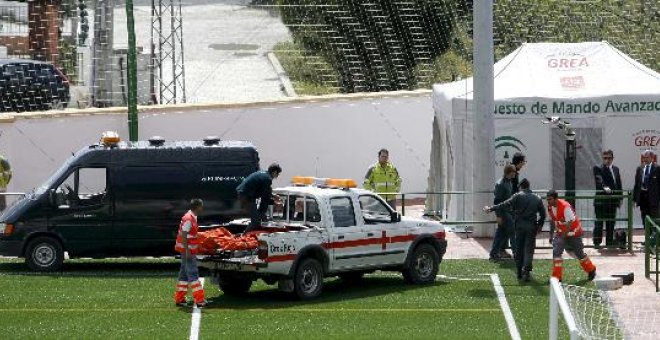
[55,168,107,208]
[330,197,356,228]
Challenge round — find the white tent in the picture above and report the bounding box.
[428,41,660,236]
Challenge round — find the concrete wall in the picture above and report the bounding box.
[0,91,434,195]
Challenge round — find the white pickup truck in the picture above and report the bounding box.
[198,180,447,300]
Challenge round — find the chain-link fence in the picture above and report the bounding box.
[0,0,657,112]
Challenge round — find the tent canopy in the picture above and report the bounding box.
[428,42,660,235]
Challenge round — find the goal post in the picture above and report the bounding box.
[549,278,627,340]
[549,277,579,340]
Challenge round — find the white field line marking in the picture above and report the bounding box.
[490,274,521,340]
[189,278,204,340]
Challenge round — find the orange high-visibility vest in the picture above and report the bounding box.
[547,199,583,237]
[174,211,200,254]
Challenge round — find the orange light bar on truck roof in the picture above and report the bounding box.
[291,176,357,189]
[325,178,357,188]
[100,131,120,146]
[291,176,315,185]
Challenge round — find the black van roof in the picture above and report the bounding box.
[71,140,259,165]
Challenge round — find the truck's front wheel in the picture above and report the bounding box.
[294,258,323,300]
[402,243,439,284]
[219,276,253,296]
[25,236,64,272]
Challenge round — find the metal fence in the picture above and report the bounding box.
[394,189,636,251]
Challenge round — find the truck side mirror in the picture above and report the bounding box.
[391,211,401,223]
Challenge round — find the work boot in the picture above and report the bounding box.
[587,270,597,281]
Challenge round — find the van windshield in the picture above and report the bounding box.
[31,156,75,198]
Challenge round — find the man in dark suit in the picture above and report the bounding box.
[634,150,660,232]
[511,152,526,193]
[484,179,546,282]
[489,165,517,262]
[592,150,623,248]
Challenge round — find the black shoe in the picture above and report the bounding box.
[489,256,502,263]
[195,300,209,308]
[499,251,513,259]
[593,244,601,249]
[522,271,531,282]
[175,301,188,307]
[587,270,597,281]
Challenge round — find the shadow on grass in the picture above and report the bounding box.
[0,259,179,277]
[205,277,449,309]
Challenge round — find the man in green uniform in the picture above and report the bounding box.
[364,149,401,209]
[0,155,11,211]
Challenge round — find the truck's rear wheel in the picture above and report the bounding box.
[219,276,253,296]
[25,236,64,272]
[402,243,439,284]
[294,258,323,300]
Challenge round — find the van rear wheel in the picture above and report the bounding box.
[25,236,64,272]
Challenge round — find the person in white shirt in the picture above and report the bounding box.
[633,150,660,234]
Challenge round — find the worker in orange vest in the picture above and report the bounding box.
[174,199,207,308]
[546,190,597,282]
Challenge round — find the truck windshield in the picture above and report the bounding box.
[273,194,321,224]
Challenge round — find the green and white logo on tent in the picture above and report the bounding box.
[495,136,526,167]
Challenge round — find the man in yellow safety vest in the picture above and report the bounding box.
[364,148,401,209]
[0,154,11,211]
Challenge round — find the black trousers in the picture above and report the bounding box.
[513,225,537,277]
[593,203,618,246]
[640,192,660,223]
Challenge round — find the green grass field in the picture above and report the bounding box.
[0,258,592,339]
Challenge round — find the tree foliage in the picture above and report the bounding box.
[277,0,471,92]
[275,0,659,93]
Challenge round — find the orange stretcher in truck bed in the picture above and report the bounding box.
[197,227,263,253]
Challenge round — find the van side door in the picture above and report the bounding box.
[48,167,113,256]
[112,165,194,256]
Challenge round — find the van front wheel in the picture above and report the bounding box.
[25,237,64,272]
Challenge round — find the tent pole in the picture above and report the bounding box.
[472,0,495,237]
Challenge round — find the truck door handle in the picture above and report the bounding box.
[367,233,374,237]
[338,235,345,240]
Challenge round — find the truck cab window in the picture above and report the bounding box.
[330,197,356,228]
[359,195,392,223]
[273,195,321,224]
[55,168,107,208]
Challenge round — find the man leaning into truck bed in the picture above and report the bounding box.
[237,163,283,233]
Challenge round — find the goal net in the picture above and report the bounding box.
[549,278,624,340]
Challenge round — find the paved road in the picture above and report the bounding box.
[113,0,291,104]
